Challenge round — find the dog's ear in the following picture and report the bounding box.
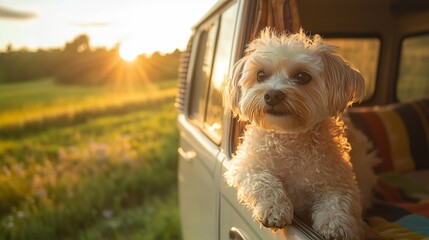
[320,46,365,114]
[223,55,248,116]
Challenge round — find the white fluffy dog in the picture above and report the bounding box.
[223,29,378,240]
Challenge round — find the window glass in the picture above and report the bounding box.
[323,38,380,101]
[189,23,218,122]
[205,3,238,142]
[188,2,238,143]
[397,34,429,102]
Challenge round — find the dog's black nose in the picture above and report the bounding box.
[264,90,285,106]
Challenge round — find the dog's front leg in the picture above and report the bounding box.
[311,189,366,240]
[226,166,293,229]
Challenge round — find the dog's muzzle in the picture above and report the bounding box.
[264,90,285,106]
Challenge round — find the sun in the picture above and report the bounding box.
[119,42,142,62]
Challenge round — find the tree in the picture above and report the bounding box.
[64,34,90,53]
[6,43,13,53]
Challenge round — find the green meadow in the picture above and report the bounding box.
[0,78,181,239]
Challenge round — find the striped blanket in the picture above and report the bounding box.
[366,171,429,239]
[346,99,429,240]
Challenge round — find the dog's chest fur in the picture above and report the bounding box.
[240,117,355,213]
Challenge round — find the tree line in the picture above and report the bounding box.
[0,34,181,85]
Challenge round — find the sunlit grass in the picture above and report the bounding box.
[73,193,181,240]
[0,80,180,240]
[0,78,177,136]
[0,80,181,239]
[0,78,155,111]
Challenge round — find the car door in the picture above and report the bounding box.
[178,2,239,239]
[178,20,221,240]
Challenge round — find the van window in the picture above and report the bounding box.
[397,34,429,102]
[189,2,238,143]
[324,38,380,101]
[205,3,238,142]
[189,23,218,122]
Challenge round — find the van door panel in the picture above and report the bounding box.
[178,115,219,240]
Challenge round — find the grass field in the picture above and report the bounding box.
[0,78,178,137]
[0,79,181,240]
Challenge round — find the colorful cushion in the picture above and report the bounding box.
[347,99,429,173]
[346,99,429,239]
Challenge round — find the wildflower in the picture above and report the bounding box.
[35,188,47,197]
[6,215,14,229]
[7,221,14,229]
[102,209,113,218]
[17,211,25,219]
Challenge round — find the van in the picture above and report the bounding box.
[176,0,429,239]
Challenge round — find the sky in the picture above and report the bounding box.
[0,0,218,55]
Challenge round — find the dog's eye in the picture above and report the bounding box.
[257,70,268,82]
[293,71,312,84]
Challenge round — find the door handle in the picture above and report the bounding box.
[178,148,196,162]
[229,227,247,240]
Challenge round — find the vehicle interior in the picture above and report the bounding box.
[233,0,429,238]
[296,0,429,105]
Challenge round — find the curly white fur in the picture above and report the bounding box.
[224,28,378,240]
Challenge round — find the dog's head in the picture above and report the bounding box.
[223,28,364,133]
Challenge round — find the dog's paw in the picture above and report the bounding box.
[312,217,365,240]
[253,202,293,230]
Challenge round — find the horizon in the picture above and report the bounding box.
[0,0,218,56]
[1,34,183,56]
